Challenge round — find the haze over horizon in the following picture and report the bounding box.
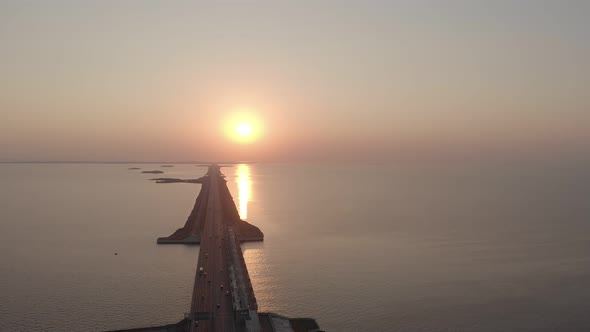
[1,1,589,162]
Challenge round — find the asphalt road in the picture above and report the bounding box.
[190,167,239,332]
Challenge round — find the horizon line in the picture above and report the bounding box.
[0,160,272,164]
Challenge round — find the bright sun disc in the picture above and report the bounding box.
[223,111,263,144]
[236,122,253,137]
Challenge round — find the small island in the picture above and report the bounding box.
[142,170,164,174]
[150,177,204,184]
[128,167,141,170]
[160,165,174,167]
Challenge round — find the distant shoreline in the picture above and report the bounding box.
[0,161,273,164]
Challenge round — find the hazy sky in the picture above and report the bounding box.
[1,1,588,162]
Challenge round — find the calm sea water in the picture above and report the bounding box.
[1,161,590,332]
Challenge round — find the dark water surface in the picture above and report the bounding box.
[1,162,589,331]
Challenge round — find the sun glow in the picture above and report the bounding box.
[224,110,263,144]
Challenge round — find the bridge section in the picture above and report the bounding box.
[177,165,261,331]
[110,165,322,332]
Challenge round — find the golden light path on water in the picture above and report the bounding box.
[236,163,270,311]
[236,164,251,220]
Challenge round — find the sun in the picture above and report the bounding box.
[223,110,263,144]
[235,122,253,137]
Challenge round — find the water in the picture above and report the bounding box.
[1,161,590,331]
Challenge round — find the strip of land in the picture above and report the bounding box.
[109,165,321,332]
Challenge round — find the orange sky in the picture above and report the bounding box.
[1,1,589,162]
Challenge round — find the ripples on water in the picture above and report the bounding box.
[1,161,590,331]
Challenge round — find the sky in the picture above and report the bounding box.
[1,0,589,162]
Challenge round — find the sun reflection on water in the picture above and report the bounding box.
[236,164,251,220]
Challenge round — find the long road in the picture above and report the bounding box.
[142,164,321,332]
[189,165,259,332]
[111,165,322,332]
